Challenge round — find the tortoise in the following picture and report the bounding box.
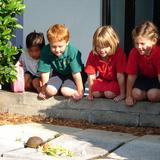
[25,136,43,148]
[25,134,62,149]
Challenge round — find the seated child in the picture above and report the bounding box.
[17,31,45,92]
[85,26,126,102]
[38,24,87,100]
[125,21,160,106]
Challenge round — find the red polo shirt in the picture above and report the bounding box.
[126,46,160,77]
[85,48,126,81]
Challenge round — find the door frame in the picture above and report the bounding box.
[101,0,159,54]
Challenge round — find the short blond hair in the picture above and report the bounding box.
[47,24,69,43]
[132,21,159,44]
[92,26,120,54]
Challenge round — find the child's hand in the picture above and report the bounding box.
[114,94,125,102]
[72,92,83,101]
[38,92,46,100]
[87,94,93,101]
[36,86,41,93]
[125,96,135,106]
[38,86,47,100]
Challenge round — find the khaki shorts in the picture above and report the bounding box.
[47,76,76,90]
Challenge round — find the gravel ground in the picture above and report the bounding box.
[0,112,160,136]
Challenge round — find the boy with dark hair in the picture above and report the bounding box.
[17,31,45,92]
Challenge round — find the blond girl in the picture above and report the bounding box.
[85,26,126,102]
[125,21,160,106]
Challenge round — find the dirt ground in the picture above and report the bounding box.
[0,112,160,136]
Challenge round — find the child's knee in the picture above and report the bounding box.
[104,91,115,99]
[60,87,75,97]
[132,88,145,100]
[147,90,160,102]
[92,91,102,98]
[32,78,39,86]
[24,73,31,81]
[25,81,32,90]
[60,87,68,96]
[24,74,32,88]
[46,85,58,96]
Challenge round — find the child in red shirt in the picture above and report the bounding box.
[85,26,126,102]
[125,21,160,106]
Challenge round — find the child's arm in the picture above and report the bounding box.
[38,72,50,99]
[72,72,84,100]
[15,54,28,77]
[15,60,21,66]
[114,73,125,102]
[125,74,137,106]
[87,74,96,100]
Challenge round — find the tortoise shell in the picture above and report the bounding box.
[25,136,43,148]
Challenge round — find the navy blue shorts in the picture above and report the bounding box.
[134,75,160,91]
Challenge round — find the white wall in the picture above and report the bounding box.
[23,0,101,62]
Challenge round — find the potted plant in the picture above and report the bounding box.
[0,0,25,89]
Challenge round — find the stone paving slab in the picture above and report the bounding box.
[71,129,137,143]
[0,158,31,160]
[106,135,160,160]
[47,129,137,160]
[0,123,83,160]
[0,123,82,143]
[4,130,136,160]
[3,148,82,160]
[1,125,137,160]
[0,123,58,143]
[1,123,160,160]
[0,139,23,156]
[0,123,59,158]
[3,148,63,160]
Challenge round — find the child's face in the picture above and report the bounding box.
[134,36,156,56]
[27,46,41,60]
[96,46,112,58]
[50,40,68,57]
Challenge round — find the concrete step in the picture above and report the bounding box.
[0,91,160,127]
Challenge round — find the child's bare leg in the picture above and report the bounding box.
[104,91,116,99]
[132,88,146,101]
[61,87,76,97]
[32,78,41,93]
[92,91,104,98]
[46,85,58,97]
[147,89,160,102]
[44,76,62,98]
[61,80,77,97]
[24,73,32,91]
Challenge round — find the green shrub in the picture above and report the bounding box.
[0,0,25,84]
